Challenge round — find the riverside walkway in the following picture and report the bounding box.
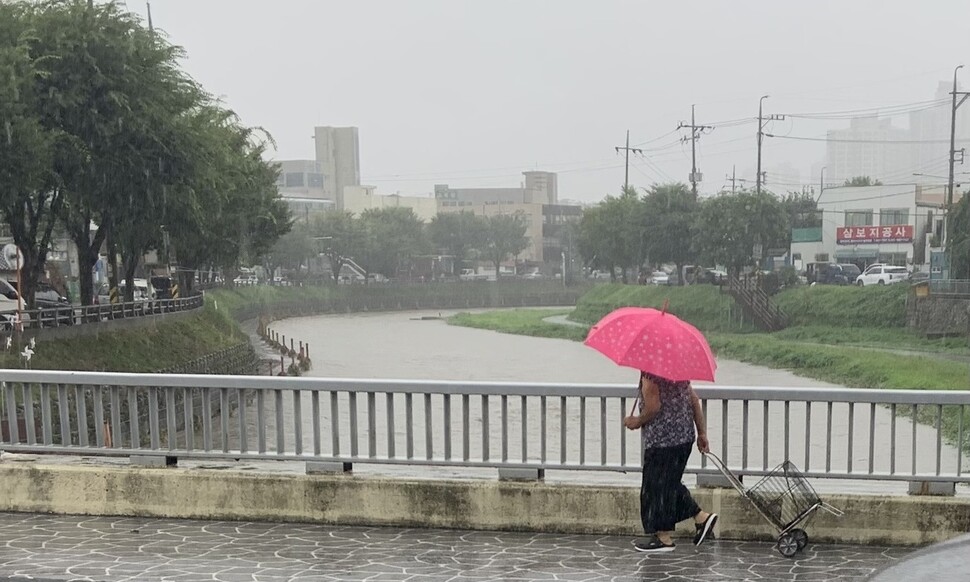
[0,512,906,582]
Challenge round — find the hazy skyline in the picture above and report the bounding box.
[128,1,970,202]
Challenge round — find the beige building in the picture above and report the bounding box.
[438,202,544,263]
[314,126,360,205]
[342,186,438,222]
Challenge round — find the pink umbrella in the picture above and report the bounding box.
[584,304,717,383]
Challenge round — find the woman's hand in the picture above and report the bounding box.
[697,433,710,453]
[623,415,642,430]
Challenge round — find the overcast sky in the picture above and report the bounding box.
[127,0,970,203]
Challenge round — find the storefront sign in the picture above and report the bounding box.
[836,224,913,245]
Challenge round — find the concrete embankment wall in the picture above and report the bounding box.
[906,293,970,337]
[1,463,966,547]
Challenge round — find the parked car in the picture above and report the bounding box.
[810,263,861,286]
[649,271,669,285]
[7,281,73,326]
[0,279,30,331]
[96,279,155,304]
[589,270,613,280]
[233,273,258,286]
[856,265,908,286]
[151,276,175,299]
[521,271,545,280]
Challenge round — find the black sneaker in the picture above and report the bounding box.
[633,536,675,553]
[693,513,718,546]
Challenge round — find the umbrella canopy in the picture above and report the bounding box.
[584,306,716,382]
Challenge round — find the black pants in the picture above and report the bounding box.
[640,442,701,534]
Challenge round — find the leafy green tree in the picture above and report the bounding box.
[0,1,61,308]
[481,213,529,280]
[429,211,487,275]
[844,176,882,187]
[641,183,698,285]
[948,194,970,279]
[312,211,364,283]
[576,186,642,282]
[356,207,429,279]
[695,189,788,274]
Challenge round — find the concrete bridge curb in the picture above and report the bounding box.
[0,463,965,547]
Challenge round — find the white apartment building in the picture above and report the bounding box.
[314,126,360,206]
[825,117,910,185]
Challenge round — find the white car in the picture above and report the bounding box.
[856,266,908,286]
[649,271,669,285]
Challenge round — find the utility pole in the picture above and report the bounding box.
[946,65,970,250]
[146,2,153,31]
[756,95,785,195]
[615,130,642,192]
[678,105,712,198]
[725,166,747,194]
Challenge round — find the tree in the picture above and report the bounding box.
[429,212,487,275]
[312,211,363,283]
[0,1,61,309]
[694,190,788,274]
[641,183,698,286]
[356,207,428,279]
[263,223,314,281]
[481,213,529,280]
[576,186,642,282]
[948,194,970,279]
[844,176,882,187]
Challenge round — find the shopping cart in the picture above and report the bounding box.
[703,452,844,557]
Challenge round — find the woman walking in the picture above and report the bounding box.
[624,371,718,552]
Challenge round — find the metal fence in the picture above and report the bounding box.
[0,371,967,485]
[0,295,204,332]
[928,279,970,296]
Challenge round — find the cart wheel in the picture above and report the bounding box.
[790,528,809,550]
[777,533,799,558]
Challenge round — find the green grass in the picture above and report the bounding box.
[570,282,910,332]
[770,325,970,355]
[448,309,587,341]
[570,283,751,332]
[773,284,908,328]
[0,303,245,372]
[448,309,970,390]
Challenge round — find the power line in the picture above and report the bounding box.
[765,134,968,144]
[779,99,948,120]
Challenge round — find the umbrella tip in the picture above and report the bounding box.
[661,299,669,315]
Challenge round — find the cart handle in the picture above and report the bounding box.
[701,451,746,494]
[819,501,844,517]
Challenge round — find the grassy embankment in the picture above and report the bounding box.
[0,281,583,373]
[450,283,970,391]
[0,302,245,372]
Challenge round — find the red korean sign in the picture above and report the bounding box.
[836,224,913,245]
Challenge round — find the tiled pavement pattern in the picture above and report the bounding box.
[0,513,908,582]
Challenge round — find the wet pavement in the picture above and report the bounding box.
[0,513,909,581]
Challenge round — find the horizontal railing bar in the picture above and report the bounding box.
[1,443,966,482]
[0,371,967,405]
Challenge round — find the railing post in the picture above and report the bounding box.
[907,481,956,496]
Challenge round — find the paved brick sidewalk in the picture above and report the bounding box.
[0,513,908,581]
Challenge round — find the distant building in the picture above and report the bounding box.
[342,186,438,222]
[909,81,970,184]
[789,184,955,273]
[275,160,327,200]
[825,117,909,185]
[434,171,579,265]
[314,126,360,206]
[282,196,335,225]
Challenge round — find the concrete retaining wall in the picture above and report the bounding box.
[906,294,970,338]
[24,309,199,342]
[0,463,966,547]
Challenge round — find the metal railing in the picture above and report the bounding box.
[0,295,204,332]
[0,371,967,485]
[928,279,970,297]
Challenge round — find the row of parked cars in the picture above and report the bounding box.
[805,262,920,287]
